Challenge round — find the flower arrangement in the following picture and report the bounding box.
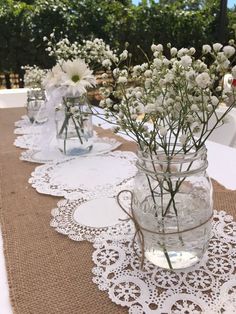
[43,58,96,97]
[44,34,117,71]
[22,65,48,123]
[99,42,236,154]
[98,41,236,269]
[22,65,48,89]
[43,58,96,155]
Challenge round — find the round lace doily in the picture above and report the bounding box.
[14,115,30,128]
[14,134,41,150]
[50,195,133,242]
[29,151,137,199]
[92,210,236,314]
[14,123,44,135]
[20,137,122,164]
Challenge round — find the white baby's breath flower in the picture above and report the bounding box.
[133,65,142,74]
[135,91,142,99]
[121,69,128,77]
[144,70,152,78]
[231,65,236,78]
[117,76,127,84]
[211,96,219,107]
[163,58,170,66]
[106,98,113,107]
[191,104,199,112]
[223,46,235,58]
[156,44,163,52]
[221,59,230,70]
[202,45,211,54]
[186,70,196,81]
[113,68,120,78]
[145,78,152,89]
[102,59,112,68]
[153,58,162,68]
[119,50,128,60]
[189,47,196,55]
[195,72,211,89]
[164,73,174,84]
[159,126,168,137]
[177,48,188,57]
[207,104,213,111]
[213,43,223,52]
[170,47,177,56]
[180,55,192,68]
[141,63,149,71]
[151,44,158,52]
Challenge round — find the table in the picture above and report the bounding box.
[0,108,236,314]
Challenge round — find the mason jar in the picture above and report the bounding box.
[132,145,213,270]
[55,96,93,156]
[27,89,47,124]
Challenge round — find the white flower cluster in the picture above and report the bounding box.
[43,59,96,97]
[99,41,236,153]
[44,34,117,70]
[22,65,47,89]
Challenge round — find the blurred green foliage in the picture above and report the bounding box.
[0,0,235,75]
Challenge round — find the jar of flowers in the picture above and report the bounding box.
[43,59,96,156]
[99,41,236,269]
[23,65,48,124]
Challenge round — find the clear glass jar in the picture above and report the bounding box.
[27,89,47,124]
[132,145,213,270]
[55,96,93,156]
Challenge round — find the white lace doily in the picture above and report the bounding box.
[50,195,133,242]
[14,123,44,135]
[14,134,40,150]
[92,210,236,314]
[20,137,122,164]
[29,151,137,199]
[14,115,30,128]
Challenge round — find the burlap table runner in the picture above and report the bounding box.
[0,108,235,314]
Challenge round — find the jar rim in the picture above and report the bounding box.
[136,144,208,177]
[137,144,207,164]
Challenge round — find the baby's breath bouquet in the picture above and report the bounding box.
[99,41,236,269]
[22,65,48,123]
[44,34,117,71]
[99,42,236,153]
[22,65,48,89]
[44,34,117,105]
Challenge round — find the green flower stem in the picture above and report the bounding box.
[64,123,68,154]
[71,115,84,144]
[58,114,70,136]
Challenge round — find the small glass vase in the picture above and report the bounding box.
[26,88,47,124]
[132,145,213,270]
[55,96,93,156]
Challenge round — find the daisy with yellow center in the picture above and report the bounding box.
[61,59,96,96]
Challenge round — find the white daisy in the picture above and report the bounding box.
[61,59,96,96]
